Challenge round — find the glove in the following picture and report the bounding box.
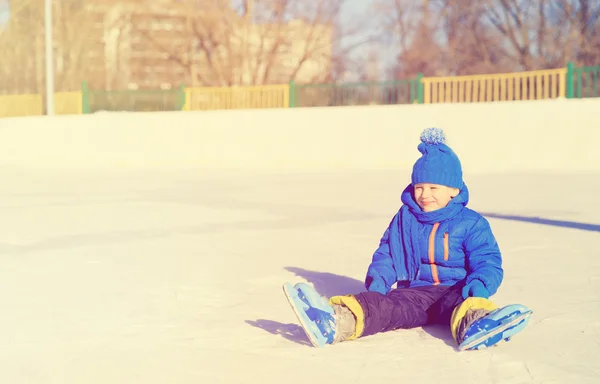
[462,279,490,299]
[365,274,387,295]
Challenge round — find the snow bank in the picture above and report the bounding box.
[0,98,597,172]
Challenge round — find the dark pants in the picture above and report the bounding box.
[354,283,464,338]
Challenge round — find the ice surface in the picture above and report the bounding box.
[0,168,598,383]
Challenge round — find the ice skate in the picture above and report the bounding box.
[282,282,337,347]
[458,304,532,351]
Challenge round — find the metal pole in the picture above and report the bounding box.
[44,0,54,115]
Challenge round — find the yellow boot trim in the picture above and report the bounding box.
[329,295,365,340]
[450,297,499,342]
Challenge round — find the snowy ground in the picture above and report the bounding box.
[0,168,598,384]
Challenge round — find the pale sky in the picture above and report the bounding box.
[0,0,9,25]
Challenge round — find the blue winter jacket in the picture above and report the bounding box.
[365,184,503,295]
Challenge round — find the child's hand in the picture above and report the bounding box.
[462,280,490,299]
[366,275,387,295]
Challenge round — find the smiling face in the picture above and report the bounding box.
[413,183,460,212]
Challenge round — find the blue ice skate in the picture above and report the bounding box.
[458,304,533,351]
[282,282,336,348]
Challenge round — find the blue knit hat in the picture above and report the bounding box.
[411,128,463,189]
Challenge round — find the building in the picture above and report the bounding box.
[83,0,333,89]
[0,0,332,93]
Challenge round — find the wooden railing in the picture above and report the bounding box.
[422,68,567,104]
[183,84,290,111]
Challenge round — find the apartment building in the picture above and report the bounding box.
[0,0,332,93]
[89,0,333,89]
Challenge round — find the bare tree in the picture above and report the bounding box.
[53,1,103,91]
[376,0,600,79]
[555,0,600,65]
[0,0,110,94]
[128,0,371,87]
[435,0,510,75]
[0,0,43,93]
[473,0,600,69]
[375,0,446,78]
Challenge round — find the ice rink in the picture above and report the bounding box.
[0,167,598,383]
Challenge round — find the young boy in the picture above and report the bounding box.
[283,127,532,350]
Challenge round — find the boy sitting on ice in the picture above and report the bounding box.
[283,128,531,350]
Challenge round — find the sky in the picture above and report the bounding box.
[0,0,9,26]
[342,0,373,21]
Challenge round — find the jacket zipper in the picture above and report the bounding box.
[429,223,441,285]
[444,232,449,261]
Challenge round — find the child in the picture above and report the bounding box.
[283,127,532,350]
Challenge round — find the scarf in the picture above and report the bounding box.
[396,183,469,281]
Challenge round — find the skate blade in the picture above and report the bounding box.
[282,282,327,348]
[458,310,533,351]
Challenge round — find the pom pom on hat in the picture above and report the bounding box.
[420,127,446,145]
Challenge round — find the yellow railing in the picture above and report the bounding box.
[422,68,567,104]
[184,84,290,111]
[0,92,82,117]
[55,91,83,115]
[0,94,44,117]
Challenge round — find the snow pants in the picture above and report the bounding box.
[353,283,464,338]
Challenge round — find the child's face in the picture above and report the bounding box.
[413,183,460,212]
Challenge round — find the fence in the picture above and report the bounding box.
[55,92,83,115]
[1,62,599,118]
[82,83,186,113]
[184,85,289,111]
[0,93,85,117]
[290,76,422,107]
[568,63,600,98]
[421,68,567,104]
[0,94,43,117]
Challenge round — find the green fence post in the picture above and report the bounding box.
[289,81,296,107]
[385,80,392,105]
[416,73,424,104]
[406,79,414,104]
[594,67,599,98]
[81,81,90,113]
[566,62,574,99]
[576,67,583,98]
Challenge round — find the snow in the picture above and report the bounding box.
[0,167,598,384]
